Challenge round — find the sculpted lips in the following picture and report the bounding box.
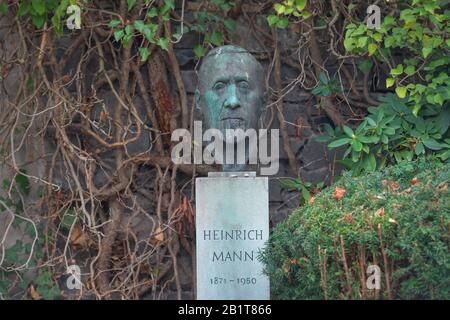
[220,116,244,121]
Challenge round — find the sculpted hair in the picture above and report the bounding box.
[197,45,265,87]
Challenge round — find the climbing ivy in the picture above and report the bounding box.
[0,174,60,300]
[267,0,310,28]
[318,93,450,174]
[190,0,237,57]
[343,0,449,115]
[3,0,238,61]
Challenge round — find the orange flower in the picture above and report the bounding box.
[333,186,346,200]
[343,213,354,223]
[375,207,385,217]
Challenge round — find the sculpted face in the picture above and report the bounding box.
[196,46,265,136]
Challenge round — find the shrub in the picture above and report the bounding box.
[318,94,450,175]
[260,158,450,299]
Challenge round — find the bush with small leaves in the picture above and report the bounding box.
[260,158,450,299]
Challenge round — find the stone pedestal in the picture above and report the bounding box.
[195,172,270,300]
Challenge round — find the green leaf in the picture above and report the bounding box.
[404,65,415,76]
[127,0,136,11]
[32,0,46,15]
[18,2,30,16]
[144,28,155,42]
[358,135,377,143]
[433,93,444,106]
[323,123,334,136]
[295,0,307,11]
[31,14,45,28]
[300,185,311,202]
[267,15,279,27]
[109,19,122,28]
[358,59,373,75]
[61,209,76,228]
[219,2,232,12]
[274,3,285,14]
[368,43,378,56]
[224,19,236,31]
[422,47,432,58]
[414,142,424,155]
[315,135,331,143]
[114,29,124,42]
[357,36,368,48]
[139,47,150,62]
[367,153,376,171]
[352,140,363,152]
[351,150,360,162]
[372,32,382,42]
[161,0,175,14]
[345,35,357,51]
[343,125,354,138]
[422,138,442,150]
[134,20,145,32]
[386,78,395,88]
[24,222,36,237]
[157,37,170,51]
[276,17,289,28]
[412,104,421,117]
[56,0,70,16]
[51,15,62,35]
[147,7,158,18]
[125,24,134,35]
[172,32,182,42]
[209,31,223,46]
[328,138,351,148]
[15,170,30,196]
[383,15,395,25]
[438,149,450,160]
[193,44,207,58]
[390,64,404,76]
[4,246,19,264]
[395,86,407,99]
[384,127,396,135]
[279,179,301,190]
[437,107,450,134]
[0,3,8,15]
[319,72,328,85]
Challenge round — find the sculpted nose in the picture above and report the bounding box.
[224,85,240,109]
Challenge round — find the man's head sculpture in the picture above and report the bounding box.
[195,45,265,171]
[195,45,265,138]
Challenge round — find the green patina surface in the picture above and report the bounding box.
[195,45,266,171]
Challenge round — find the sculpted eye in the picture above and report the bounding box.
[238,81,250,90]
[213,81,226,90]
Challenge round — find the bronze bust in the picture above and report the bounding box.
[195,45,266,171]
